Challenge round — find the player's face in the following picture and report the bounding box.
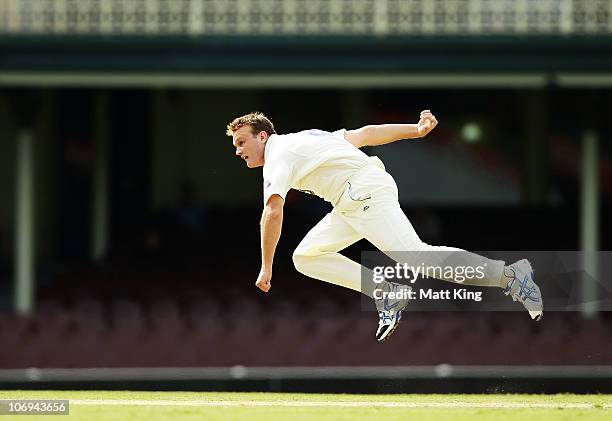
[232,125,267,168]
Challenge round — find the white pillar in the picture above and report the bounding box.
[91,91,109,261]
[14,129,35,316]
[580,130,600,318]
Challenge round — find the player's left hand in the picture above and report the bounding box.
[417,109,438,138]
[256,268,272,292]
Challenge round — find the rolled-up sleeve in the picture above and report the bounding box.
[263,157,294,205]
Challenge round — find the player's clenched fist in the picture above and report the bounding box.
[256,268,272,292]
[417,109,438,138]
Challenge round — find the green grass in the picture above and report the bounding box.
[0,391,610,421]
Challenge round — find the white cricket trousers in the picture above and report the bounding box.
[292,157,506,297]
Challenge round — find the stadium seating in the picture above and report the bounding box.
[1,268,610,369]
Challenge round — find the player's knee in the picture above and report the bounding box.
[292,249,313,274]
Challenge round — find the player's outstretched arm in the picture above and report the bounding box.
[256,194,284,293]
[344,109,438,148]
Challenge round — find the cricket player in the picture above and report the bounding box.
[227,111,543,341]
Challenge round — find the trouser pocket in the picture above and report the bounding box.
[335,179,372,213]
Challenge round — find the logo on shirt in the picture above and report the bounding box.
[264,180,271,189]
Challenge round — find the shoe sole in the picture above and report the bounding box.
[530,311,543,321]
[377,316,401,342]
[377,300,410,342]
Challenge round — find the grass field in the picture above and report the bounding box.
[0,391,611,420]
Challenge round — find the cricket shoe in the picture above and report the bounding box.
[503,259,543,321]
[375,281,411,342]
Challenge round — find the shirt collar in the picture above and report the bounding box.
[264,133,276,165]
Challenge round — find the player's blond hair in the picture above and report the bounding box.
[226,112,276,137]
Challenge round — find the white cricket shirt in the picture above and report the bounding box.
[262,129,380,206]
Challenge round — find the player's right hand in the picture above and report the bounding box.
[256,269,272,292]
[417,109,438,138]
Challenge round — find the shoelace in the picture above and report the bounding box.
[504,272,540,303]
[379,311,395,324]
[516,272,540,302]
[381,283,411,311]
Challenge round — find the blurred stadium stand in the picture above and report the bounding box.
[0,0,611,392]
[2,278,611,368]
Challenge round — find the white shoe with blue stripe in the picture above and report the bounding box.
[504,259,544,321]
[375,282,411,342]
